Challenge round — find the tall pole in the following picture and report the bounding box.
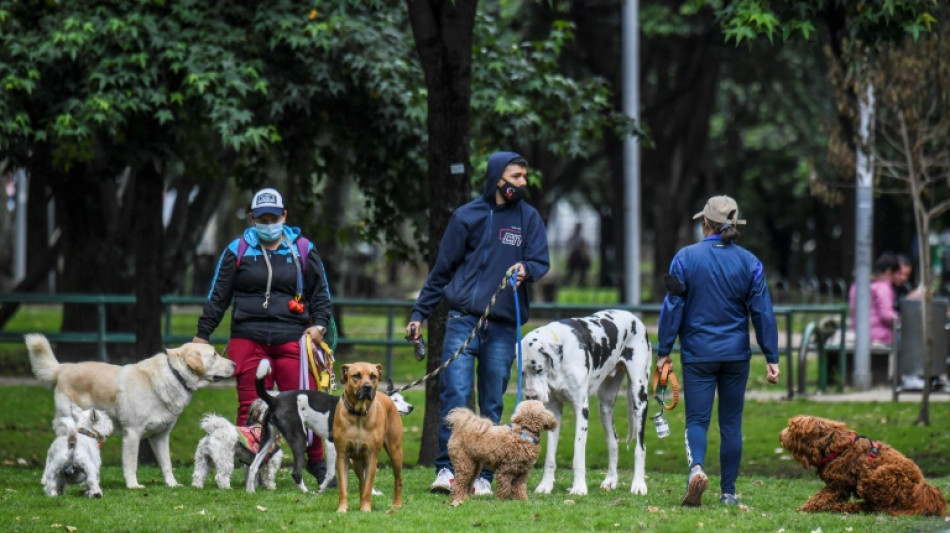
[13,168,28,285]
[622,0,641,305]
[853,83,875,391]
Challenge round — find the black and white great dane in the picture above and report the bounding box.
[522,309,651,495]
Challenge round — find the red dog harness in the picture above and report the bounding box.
[819,432,880,466]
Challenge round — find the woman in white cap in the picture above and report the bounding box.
[192,187,334,484]
[656,195,780,507]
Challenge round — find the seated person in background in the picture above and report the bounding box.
[848,252,899,347]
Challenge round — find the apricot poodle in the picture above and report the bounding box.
[780,415,946,516]
[446,400,557,506]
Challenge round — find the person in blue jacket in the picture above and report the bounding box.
[406,151,550,496]
[657,195,780,507]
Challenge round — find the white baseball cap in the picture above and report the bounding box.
[250,188,284,218]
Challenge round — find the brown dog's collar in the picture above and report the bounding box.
[343,397,369,417]
[509,424,540,445]
[819,432,880,466]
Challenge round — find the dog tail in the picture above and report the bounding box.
[25,333,60,385]
[255,359,277,412]
[914,481,948,516]
[445,407,491,434]
[199,413,233,435]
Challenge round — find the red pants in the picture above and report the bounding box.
[229,337,324,463]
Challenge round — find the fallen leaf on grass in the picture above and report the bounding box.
[774,447,784,454]
[174,505,183,510]
[195,510,206,516]
[256,506,267,512]
[65,526,77,532]
[738,504,750,512]
[647,506,662,513]
[6,488,16,492]
[563,500,575,505]
[811,527,822,533]
[777,528,785,533]
[17,458,28,465]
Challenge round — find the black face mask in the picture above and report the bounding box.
[497,180,527,204]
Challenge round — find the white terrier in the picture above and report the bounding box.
[42,408,114,498]
[192,398,283,490]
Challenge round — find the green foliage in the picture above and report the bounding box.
[470,9,642,163]
[710,0,937,46]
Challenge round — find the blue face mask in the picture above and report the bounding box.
[255,222,284,242]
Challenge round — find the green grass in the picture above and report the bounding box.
[0,386,948,532]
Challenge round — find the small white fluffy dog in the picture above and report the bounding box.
[42,408,114,498]
[192,399,283,490]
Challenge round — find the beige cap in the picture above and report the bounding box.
[692,195,746,225]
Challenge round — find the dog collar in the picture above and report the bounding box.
[343,397,369,417]
[77,427,105,444]
[819,432,880,466]
[167,356,196,392]
[509,424,539,445]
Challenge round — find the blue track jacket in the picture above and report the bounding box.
[657,234,778,364]
[411,151,550,325]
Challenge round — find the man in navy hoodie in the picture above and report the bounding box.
[406,151,550,496]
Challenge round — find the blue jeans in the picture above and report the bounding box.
[435,310,517,482]
[682,360,750,495]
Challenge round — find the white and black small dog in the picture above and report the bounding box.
[192,398,283,490]
[246,359,414,494]
[42,408,114,498]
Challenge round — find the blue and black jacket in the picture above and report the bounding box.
[196,225,332,345]
[657,234,778,364]
[411,151,550,325]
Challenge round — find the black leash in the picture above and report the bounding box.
[391,273,513,394]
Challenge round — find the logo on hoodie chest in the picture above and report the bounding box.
[499,227,522,247]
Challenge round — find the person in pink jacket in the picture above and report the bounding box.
[848,253,900,346]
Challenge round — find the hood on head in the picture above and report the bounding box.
[481,151,525,203]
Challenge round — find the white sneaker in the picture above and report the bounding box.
[430,468,454,494]
[473,477,492,496]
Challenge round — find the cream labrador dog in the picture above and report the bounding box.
[25,333,235,489]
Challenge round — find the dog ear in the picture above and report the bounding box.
[342,364,350,379]
[183,349,206,376]
[375,364,383,381]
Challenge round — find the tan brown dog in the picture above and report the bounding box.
[333,362,403,513]
[26,333,235,489]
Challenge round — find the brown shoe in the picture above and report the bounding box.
[681,468,707,507]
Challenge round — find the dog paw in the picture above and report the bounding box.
[630,481,648,495]
[87,491,102,499]
[568,485,588,496]
[600,479,617,492]
[451,499,463,508]
[534,481,554,494]
[127,483,145,489]
[165,480,180,488]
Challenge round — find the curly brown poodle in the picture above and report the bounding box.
[780,415,946,516]
[446,400,557,506]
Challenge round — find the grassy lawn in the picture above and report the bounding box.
[0,385,948,532]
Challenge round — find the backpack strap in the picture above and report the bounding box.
[236,237,250,268]
[237,235,309,274]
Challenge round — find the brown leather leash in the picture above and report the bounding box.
[651,360,679,410]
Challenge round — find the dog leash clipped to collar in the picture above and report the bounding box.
[166,356,196,392]
[819,432,880,466]
[651,360,679,410]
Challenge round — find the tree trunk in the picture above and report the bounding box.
[406,0,478,466]
[133,163,165,357]
[642,27,722,297]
